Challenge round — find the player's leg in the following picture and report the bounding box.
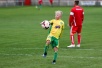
[38,4,41,10]
[77,33,81,47]
[76,26,82,47]
[52,47,58,64]
[70,33,75,44]
[43,35,51,57]
[43,40,50,57]
[52,37,59,64]
[67,26,76,47]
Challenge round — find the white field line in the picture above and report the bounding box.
[0,53,102,59]
[12,48,44,50]
[0,48,102,52]
[0,48,102,58]
[47,56,102,59]
[9,48,95,50]
[0,53,34,56]
[6,48,102,51]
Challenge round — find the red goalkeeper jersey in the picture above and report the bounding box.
[69,5,84,26]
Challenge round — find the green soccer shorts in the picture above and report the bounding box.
[46,35,59,48]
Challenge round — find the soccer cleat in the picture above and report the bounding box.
[42,54,46,57]
[67,44,75,48]
[76,44,80,47]
[42,52,47,58]
[52,60,56,64]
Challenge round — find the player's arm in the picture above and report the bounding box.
[69,9,74,27]
[59,28,63,39]
[82,10,84,23]
[48,19,53,33]
[49,19,54,25]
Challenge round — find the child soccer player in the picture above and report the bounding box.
[38,0,43,10]
[42,10,64,64]
[49,0,53,7]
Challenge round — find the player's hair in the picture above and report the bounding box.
[55,10,63,16]
[75,0,79,5]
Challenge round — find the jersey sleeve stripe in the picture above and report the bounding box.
[70,12,74,15]
[83,12,84,14]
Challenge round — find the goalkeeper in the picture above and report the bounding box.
[42,10,64,64]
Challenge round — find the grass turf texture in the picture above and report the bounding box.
[0,6,102,68]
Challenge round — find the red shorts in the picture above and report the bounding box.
[70,25,82,34]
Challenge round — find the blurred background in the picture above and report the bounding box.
[0,0,102,68]
[0,0,102,7]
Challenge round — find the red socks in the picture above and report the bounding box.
[70,34,81,45]
[78,34,81,44]
[70,35,74,44]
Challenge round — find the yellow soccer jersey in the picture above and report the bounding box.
[49,19,64,39]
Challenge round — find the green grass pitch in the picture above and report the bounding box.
[0,6,102,68]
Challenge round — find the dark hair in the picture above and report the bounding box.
[75,0,79,5]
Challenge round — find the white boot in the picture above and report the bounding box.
[76,44,80,47]
[67,44,75,48]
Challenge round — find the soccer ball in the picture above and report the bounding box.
[41,20,50,29]
[35,6,38,8]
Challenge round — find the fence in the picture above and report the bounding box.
[0,0,24,7]
[0,0,102,7]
